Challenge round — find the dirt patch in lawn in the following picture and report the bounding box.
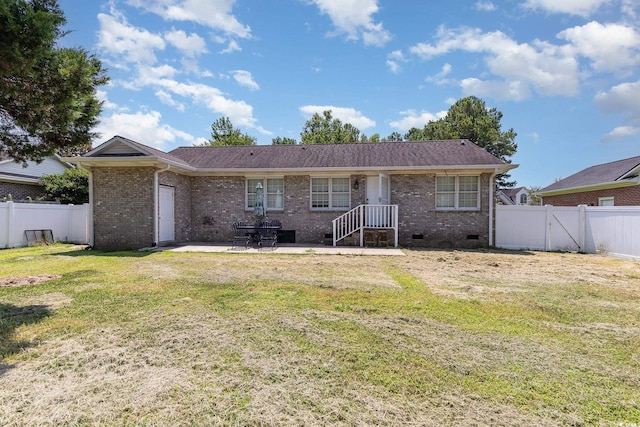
[0,274,61,288]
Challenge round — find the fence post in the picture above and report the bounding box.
[67,204,74,243]
[578,205,587,253]
[544,205,553,251]
[7,201,15,248]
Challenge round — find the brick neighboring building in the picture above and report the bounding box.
[67,136,516,250]
[538,156,640,207]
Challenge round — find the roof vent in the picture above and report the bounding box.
[460,140,465,145]
[250,151,253,156]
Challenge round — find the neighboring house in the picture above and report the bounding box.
[66,136,516,250]
[0,154,70,201]
[537,156,640,206]
[497,186,530,205]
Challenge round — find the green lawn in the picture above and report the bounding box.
[1,244,639,426]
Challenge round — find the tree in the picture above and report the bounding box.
[205,117,256,146]
[272,136,297,145]
[385,131,403,142]
[413,96,518,187]
[300,110,361,144]
[39,166,89,204]
[0,0,109,163]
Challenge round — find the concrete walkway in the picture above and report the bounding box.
[151,242,405,256]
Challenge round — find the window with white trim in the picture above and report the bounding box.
[436,175,479,210]
[246,178,284,210]
[598,196,614,206]
[519,193,528,205]
[311,177,350,210]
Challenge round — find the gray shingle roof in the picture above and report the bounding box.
[168,140,507,170]
[540,155,640,192]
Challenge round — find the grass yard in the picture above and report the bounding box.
[0,244,639,426]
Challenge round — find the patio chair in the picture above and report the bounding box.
[232,222,251,250]
[258,220,278,250]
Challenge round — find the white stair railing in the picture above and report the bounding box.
[332,204,398,247]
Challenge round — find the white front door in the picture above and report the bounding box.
[159,185,175,242]
[366,174,390,204]
[366,174,391,226]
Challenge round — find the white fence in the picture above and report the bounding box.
[496,205,640,259]
[0,202,90,248]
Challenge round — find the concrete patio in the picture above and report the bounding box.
[149,242,405,256]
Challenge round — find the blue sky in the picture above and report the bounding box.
[57,0,640,188]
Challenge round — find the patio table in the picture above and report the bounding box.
[235,222,281,249]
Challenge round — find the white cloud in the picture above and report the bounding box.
[231,70,259,90]
[164,29,207,57]
[474,1,496,11]
[389,109,447,131]
[309,0,392,46]
[126,0,251,38]
[409,26,580,100]
[95,110,198,149]
[155,90,186,111]
[595,80,640,119]
[523,0,612,17]
[220,39,242,54]
[97,12,165,65]
[601,126,640,142]
[558,21,640,74]
[595,80,640,141]
[386,50,406,74]
[426,63,453,85]
[460,78,532,101]
[299,105,376,129]
[96,90,119,111]
[154,79,258,129]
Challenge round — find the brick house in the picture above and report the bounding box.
[0,154,70,201]
[67,136,516,250]
[537,156,640,206]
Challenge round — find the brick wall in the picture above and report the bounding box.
[92,167,155,250]
[186,172,490,247]
[0,182,46,201]
[90,168,494,249]
[189,175,361,244]
[392,173,491,248]
[543,185,640,206]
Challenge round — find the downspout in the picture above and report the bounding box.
[153,164,171,246]
[488,169,497,247]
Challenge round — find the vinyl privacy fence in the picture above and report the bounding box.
[0,202,90,248]
[496,205,640,259]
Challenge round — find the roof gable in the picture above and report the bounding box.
[82,136,191,168]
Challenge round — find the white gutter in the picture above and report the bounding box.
[489,170,496,247]
[153,164,171,246]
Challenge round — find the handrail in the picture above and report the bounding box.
[332,204,398,247]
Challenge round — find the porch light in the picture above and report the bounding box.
[353,179,359,190]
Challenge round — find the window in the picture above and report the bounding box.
[311,177,350,210]
[519,193,528,205]
[436,175,479,210]
[246,178,284,210]
[598,197,614,206]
